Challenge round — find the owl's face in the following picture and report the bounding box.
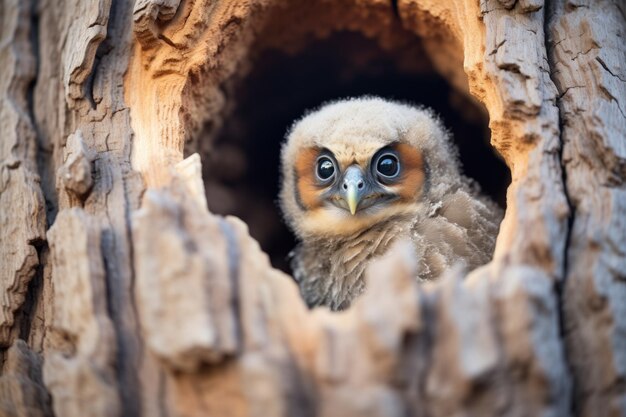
[290,139,426,236]
[279,98,453,239]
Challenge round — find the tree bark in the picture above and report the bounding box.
[0,0,624,416]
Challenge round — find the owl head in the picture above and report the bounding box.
[279,97,464,240]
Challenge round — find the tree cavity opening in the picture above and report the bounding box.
[188,31,510,272]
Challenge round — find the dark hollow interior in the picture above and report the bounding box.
[199,32,511,272]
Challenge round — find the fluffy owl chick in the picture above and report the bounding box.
[280,97,502,310]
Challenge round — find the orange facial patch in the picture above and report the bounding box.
[395,143,426,201]
[294,147,325,210]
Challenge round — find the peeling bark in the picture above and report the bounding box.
[0,0,46,348]
[0,0,624,416]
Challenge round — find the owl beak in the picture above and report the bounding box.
[347,184,358,215]
[342,166,365,216]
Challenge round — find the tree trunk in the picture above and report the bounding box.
[1,0,624,416]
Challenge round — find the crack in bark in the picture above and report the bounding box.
[17,242,47,345]
[599,84,626,118]
[157,33,177,47]
[217,218,242,350]
[557,85,584,100]
[544,1,576,415]
[489,39,507,56]
[595,56,626,83]
[569,45,599,61]
[13,0,52,349]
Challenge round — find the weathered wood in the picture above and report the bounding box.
[0,340,51,417]
[548,1,626,415]
[0,0,46,348]
[44,209,120,417]
[0,0,624,416]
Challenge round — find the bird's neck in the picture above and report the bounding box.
[294,214,414,310]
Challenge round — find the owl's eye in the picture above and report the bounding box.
[316,157,335,181]
[376,153,400,178]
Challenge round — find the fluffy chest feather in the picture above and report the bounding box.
[291,215,414,310]
[290,189,501,311]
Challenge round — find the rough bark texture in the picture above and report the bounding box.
[548,2,626,415]
[0,0,624,417]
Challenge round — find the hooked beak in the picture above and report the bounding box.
[341,166,365,216]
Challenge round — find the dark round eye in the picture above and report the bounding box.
[376,154,400,178]
[316,157,335,181]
